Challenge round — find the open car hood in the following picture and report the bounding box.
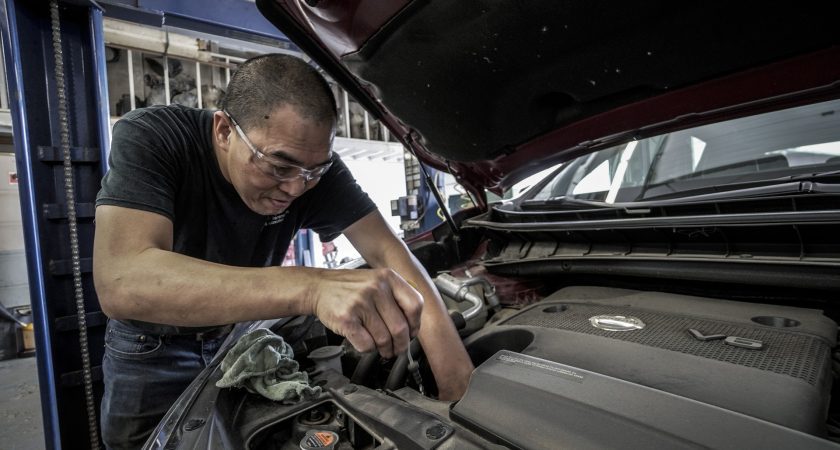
[142,6,840,448]
[256,0,840,199]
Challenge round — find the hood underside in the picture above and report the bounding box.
[258,0,840,195]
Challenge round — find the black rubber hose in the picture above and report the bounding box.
[382,310,468,392]
[384,339,422,391]
[449,310,467,331]
[384,354,409,391]
[350,351,380,385]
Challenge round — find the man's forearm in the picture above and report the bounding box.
[95,247,316,326]
[415,290,474,399]
[95,206,423,354]
[96,244,424,359]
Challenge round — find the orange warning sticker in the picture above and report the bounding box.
[303,430,338,448]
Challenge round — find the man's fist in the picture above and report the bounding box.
[310,268,423,358]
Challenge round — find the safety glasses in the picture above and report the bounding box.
[224,110,333,184]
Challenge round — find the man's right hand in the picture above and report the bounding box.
[308,268,423,359]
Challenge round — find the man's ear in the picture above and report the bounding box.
[213,111,232,151]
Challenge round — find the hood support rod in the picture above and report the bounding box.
[405,131,460,236]
[418,161,460,236]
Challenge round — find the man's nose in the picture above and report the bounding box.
[279,175,307,197]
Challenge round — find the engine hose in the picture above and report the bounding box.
[382,310,466,393]
[384,339,422,392]
[49,1,99,448]
[350,351,380,385]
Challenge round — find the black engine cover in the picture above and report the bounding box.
[462,286,837,435]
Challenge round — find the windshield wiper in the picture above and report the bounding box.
[640,180,840,205]
[519,197,656,216]
[521,196,612,209]
[638,170,840,203]
[520,176,840,211]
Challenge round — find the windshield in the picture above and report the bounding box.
[530,98,840,203]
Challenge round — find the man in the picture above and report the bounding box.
[94,54,474,449]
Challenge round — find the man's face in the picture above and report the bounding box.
[220,105,334,216]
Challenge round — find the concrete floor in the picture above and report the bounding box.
[0,356,45,450]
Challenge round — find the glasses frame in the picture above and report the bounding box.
[224,110,334,184]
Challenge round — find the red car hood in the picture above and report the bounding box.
[257,0,840,204]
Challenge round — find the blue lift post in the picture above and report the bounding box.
[0,0,110,448]
[0,1,296,447]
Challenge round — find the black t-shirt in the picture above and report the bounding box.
[96,104,377,268]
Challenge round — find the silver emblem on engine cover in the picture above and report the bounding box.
[589,315,645,331]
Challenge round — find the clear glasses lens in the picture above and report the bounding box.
[254,157,331,182]
[227,111,333,183]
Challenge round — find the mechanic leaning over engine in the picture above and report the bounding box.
[92,54,474,450]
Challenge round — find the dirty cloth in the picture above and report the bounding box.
[216,328,321,403]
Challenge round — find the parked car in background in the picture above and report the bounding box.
[145,1,840,448]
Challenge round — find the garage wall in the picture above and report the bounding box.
[0,153,30,308]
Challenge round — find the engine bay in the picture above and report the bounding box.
[142,212,840,450]
[151,273,840,450]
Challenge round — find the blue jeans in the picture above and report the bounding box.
[100,319,227,450]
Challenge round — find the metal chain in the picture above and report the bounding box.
[49,1,101,448]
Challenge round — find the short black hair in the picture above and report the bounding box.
[219,54,337,131]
